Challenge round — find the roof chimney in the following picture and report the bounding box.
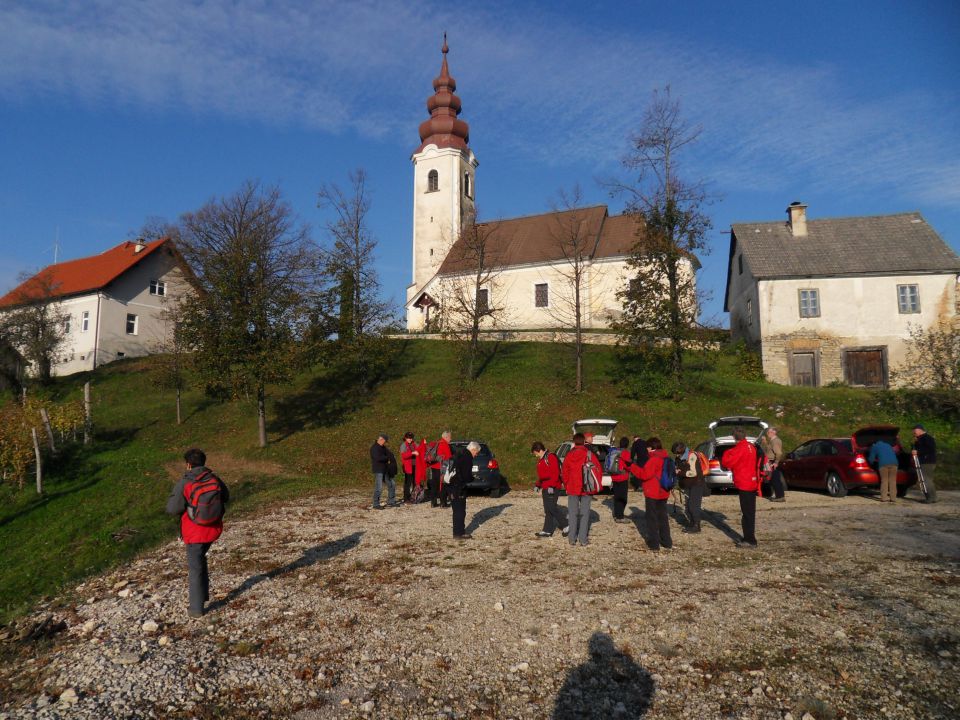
[786,201,807,237]
[133,238,147,253]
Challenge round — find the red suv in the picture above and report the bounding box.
[850,425,917,498]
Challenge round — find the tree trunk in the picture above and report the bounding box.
[83,381,92,445]
[40,407,56,453]
[257,384,267,447]
[32,427,43,494]
[574,280,583,393]
[176,387,182,425]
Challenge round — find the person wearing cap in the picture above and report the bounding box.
[760,427,786,502]
[370,433,396,510]
[911,424,938,503]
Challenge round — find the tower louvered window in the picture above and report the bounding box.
[427,170,439,192]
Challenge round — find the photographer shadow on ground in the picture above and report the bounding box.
[553,632,654,719]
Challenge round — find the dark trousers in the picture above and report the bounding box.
[452,496,467,536]
[428,469,440,506]
[644,497,672,550]
[738,490,757,544]
[403,471,415,502]
[612,481,629,519]
[685,483,703,528]
[770,468,785,499]
[186,542,212,614]
[541,488,567,533]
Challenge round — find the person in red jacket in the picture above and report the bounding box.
[428,431,453,508]
[166,448,229,618]
[561,433,602,546]
[722,427,760,548]
[532,441,568,537]
[610,436,632,523]
[630,437,673,553]
[400,432,419,503]
[414,437,428,499]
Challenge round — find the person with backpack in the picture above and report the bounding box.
[561,433,602,547]
[531,441,568,537]
[671,441,705,534]
[609,436,631,523]
[369,433,396,509]
[722,427,760,548]
[760,427,786,502]
[427,431,453,508]
[166,448,229,618]
[630,437,673,554]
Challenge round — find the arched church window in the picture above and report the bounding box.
[464,173,472,198]
[427,170,439,192]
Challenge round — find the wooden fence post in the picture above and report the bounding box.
[40,407,56,453]
[32,427,43,494]
[83,381,92,445]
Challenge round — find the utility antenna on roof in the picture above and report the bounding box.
[48,226,61,264]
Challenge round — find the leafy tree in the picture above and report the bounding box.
[0,271,69,384]
[610,87,711,381]
[176,181,316,447]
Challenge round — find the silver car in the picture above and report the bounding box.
[555,418,618,490]
[695,416,769,490]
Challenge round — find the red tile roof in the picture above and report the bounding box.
[0,239,170,308]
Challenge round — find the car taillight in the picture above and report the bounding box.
[487,459,499,470]
[850,454,869,469]
[709,459,721,469]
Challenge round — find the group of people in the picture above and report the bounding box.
[532,429,759,552]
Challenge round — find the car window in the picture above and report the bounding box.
[837,439,853,453]
[792,441,816,458]
[695,441,711,457]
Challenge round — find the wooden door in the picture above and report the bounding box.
[792,352,817,387]
[845,350,884,387]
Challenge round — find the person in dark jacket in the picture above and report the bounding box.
[451,442,480,539]
[166,448,229,618]
[369,433,395,509]
[532,441,568,537]
[672,441,704,533]
[611,436,631,522]
[912,424,937,503]
[629,437,648,491]
[631,437,672,553]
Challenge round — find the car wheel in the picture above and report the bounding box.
[489,476,502,498]
[825,472,847,498]
[896,484,908,498]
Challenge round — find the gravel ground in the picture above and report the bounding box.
[1,486,958,719]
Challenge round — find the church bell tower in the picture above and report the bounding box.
[406,35,478,330]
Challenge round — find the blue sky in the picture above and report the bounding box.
[1,0,958,326]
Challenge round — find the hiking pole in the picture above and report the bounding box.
[911,453,928,499]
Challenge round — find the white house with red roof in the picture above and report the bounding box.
[0,238,193,376]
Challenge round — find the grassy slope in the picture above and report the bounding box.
[1,341,955,622]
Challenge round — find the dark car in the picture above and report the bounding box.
[449,441,504,497]
[779,438,879,497]
[850,425,917,497]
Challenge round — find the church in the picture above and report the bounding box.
[403,39,693,333]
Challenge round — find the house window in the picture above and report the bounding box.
[149,280,166,296]
[427,170,439,193]
[125,313,138,335]
[535,283,549,308]
[81,311,90,332]
[476,288,489,314]
[738,255,743,275]
[798,289,820,318]
[464,173,472,198]
[745,299,753,326]
[897,284,920,314]
[63,316,71,334]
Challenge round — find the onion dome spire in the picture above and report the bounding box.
[417,33,470,152]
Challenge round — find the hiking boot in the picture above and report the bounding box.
[456,533,473,540]
[561,526,570,537]
[614,517,630,524]
[188,609,204,619]
[535,531,552,537]
[736,541,758,550]
[682,526,700,534]
[770,497,786,503]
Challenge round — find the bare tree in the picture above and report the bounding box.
[893,320,960,390]
[609,86,712,380]
[176,181,316,447]
[542,186,598,393]
[317,169,393,340]
[437,211,508,380]
[0,271,69,384]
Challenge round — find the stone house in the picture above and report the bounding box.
[725,202,960,387]
[404,39,697,332]
[0,238,194,377]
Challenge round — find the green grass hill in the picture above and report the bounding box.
[1,339,956,622]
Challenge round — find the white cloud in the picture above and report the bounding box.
[1,1,957,207]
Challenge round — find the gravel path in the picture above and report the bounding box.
[1,487,958,719]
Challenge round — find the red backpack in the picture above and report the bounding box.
[185,471,226,526]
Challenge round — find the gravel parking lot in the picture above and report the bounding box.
[1,487,958,719]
